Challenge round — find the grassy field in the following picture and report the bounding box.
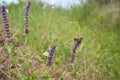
[0,1,120,80]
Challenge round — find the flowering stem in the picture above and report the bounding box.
[47,45,56,67]
[25,2,31,35]
[1,6,11,43]
[69,37,83,66]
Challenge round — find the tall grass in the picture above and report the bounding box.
[68,2,120,79]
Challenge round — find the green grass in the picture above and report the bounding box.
[0,1,120,80]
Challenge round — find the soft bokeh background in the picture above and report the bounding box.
[0,0,86,8]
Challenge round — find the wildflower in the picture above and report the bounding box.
[24,2,31,35]
[47,45,56,66]
[1,6,11,43]
[69,37,83,65]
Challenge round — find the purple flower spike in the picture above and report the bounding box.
[47,45,56,67]
[1,6,11,43]
[24,2,31,35]
[70,37,83,65]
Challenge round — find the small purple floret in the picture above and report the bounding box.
[25,27,29,35]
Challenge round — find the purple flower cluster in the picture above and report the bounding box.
[47,45,56,66]
[70,37,83,65]
[1,6,11,43]
[72,38,82,53]
[25,2,31,35]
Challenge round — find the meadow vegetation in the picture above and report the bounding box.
[0,0,120,80]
